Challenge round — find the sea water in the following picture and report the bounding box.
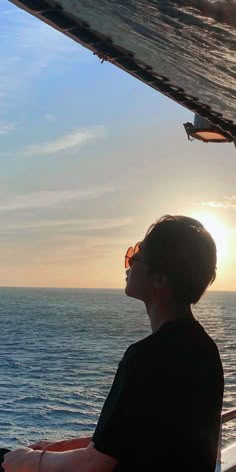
[0,288,235,449]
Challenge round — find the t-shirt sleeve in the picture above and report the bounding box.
[92,353,137,460]
[92,343,169,461]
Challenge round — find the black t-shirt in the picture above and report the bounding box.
[92,318,224,471]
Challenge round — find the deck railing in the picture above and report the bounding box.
[216,408,236,470]
[222,408,236,425]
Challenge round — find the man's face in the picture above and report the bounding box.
[125,240,153,302]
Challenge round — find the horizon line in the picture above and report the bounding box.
[0,286,235,293]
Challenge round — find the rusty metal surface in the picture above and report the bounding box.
[9,0,236,139]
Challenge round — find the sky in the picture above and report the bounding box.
[0,2,236,291]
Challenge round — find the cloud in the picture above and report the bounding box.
[0,217,132,233]
[43,113,57,122]
[0,126,105,158]
[0,122,15,135]
[0,185,118,212]
[201,201,228,209]
[201,195,236,210]
[22,126,104,156]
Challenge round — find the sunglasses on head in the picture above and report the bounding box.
[125,242,141,269]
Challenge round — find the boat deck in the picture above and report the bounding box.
[222,443,236,472]
[218,408,236,472]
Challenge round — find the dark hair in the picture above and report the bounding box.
[144,215,217,304]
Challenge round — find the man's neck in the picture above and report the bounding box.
[145,299,193,333]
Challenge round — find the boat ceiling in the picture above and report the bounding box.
[9,0,236,140]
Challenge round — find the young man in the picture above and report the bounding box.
[3,215,224,472]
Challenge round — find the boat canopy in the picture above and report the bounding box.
[10,0,236,140]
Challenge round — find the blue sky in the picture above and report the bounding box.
[0,1,236,290]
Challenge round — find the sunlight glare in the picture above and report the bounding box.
[193,212,230,270]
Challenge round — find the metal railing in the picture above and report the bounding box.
[222,408,236,425]
[216,408,236,469]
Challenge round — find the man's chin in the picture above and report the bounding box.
[125,284,143,301]
[124,283,129,295]
[125,283,132,297]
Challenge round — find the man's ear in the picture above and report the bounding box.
[152,273,168,289]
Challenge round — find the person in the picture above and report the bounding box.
[3,215,224,472]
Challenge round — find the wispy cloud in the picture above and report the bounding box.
[0,185,118,212]
[43,113,57,122]
[201,195,236,210]
[0,217,132,233]
[201,201,228,209]
[23,126,104,156]
[0,121,15,135]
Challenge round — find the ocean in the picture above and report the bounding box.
[0,288,235,450]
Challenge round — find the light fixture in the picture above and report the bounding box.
[183,113,233,143]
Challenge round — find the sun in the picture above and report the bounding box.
[192,212,230,270]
